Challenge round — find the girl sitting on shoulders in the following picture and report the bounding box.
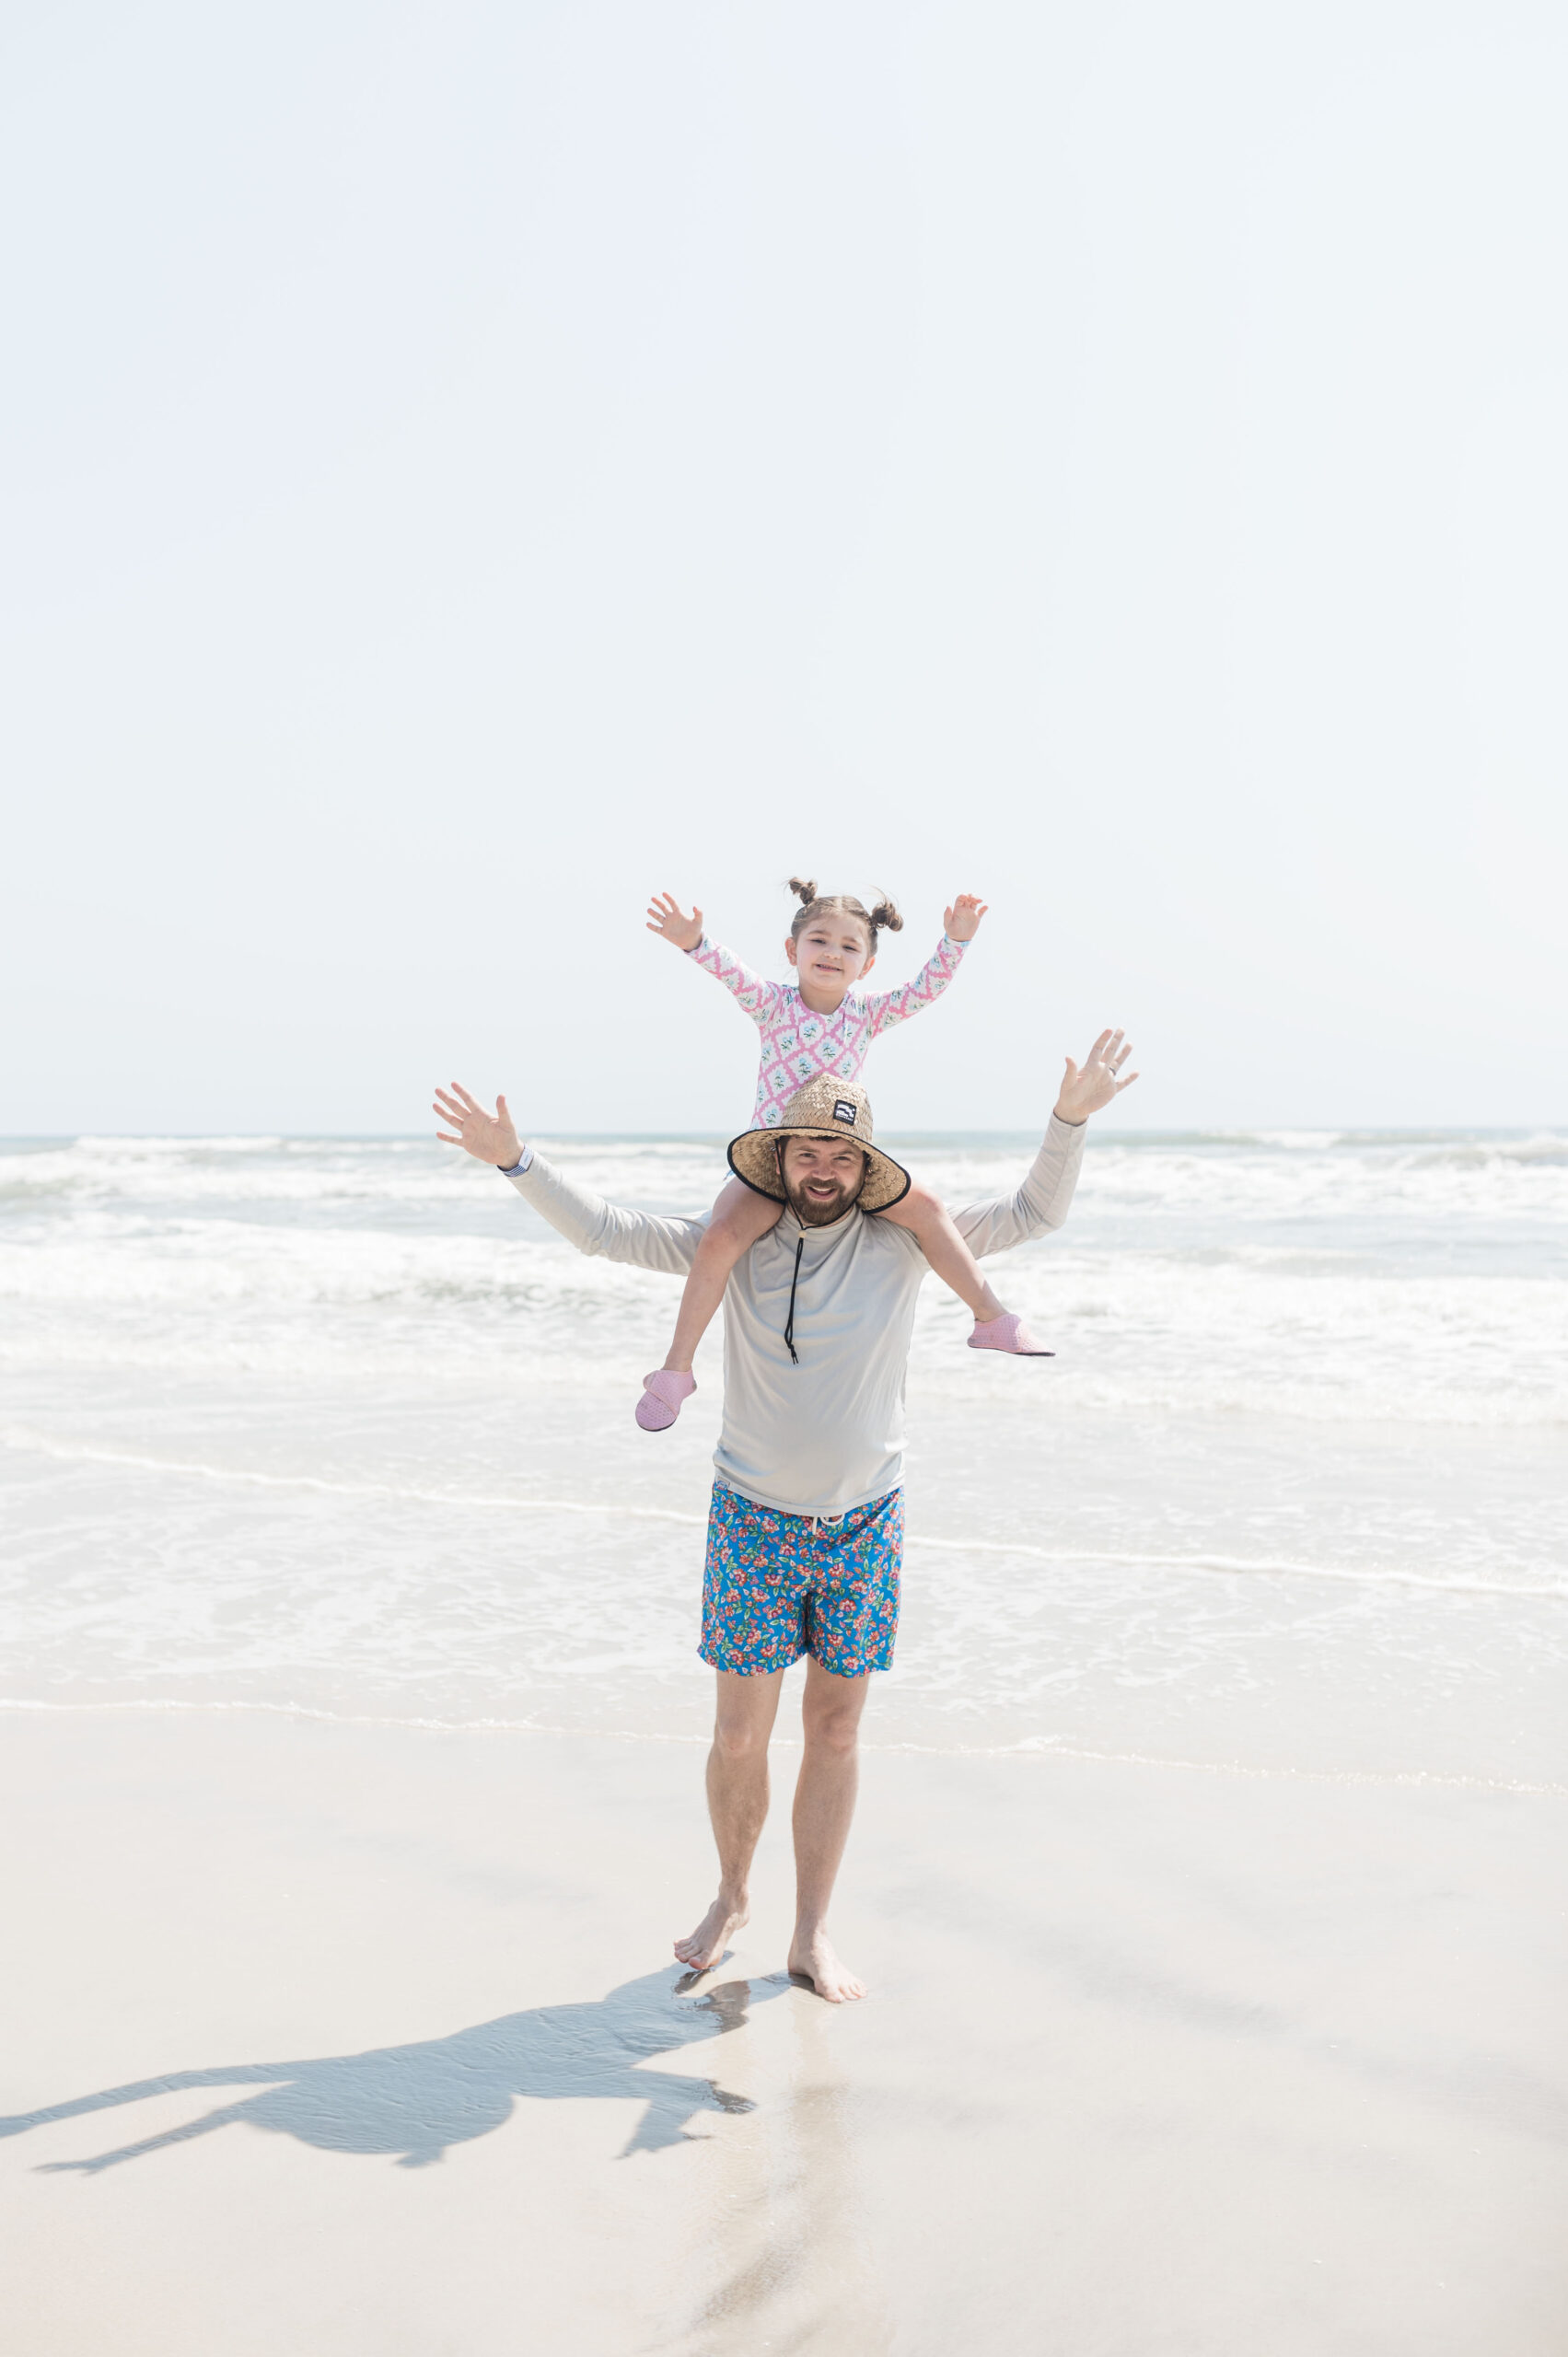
[635,877,1050,1431]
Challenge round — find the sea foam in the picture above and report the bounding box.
[3,1128,1565,1778]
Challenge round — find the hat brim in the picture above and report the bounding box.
[726,1124,912,1214]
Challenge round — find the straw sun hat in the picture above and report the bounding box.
[727,1076,912,1213]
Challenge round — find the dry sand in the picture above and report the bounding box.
[1,1705,1564,2355]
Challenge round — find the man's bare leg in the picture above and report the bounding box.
[788,1657,872,2003]
[674,1668,784,1969]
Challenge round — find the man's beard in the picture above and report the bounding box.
[782,1165,865,1226]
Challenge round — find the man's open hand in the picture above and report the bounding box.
[1053,1030,1139,1124]
[434,1083,521,1168]
[943,893,989,943]
[646,891,703,952]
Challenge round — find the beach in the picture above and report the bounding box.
[3,1709,1565,2353]
[3,1126,1567,2348]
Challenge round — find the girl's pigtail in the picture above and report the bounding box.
[868,892,903,939]
[788,875,819,907]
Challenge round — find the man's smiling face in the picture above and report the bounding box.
[778,1134,868,1225]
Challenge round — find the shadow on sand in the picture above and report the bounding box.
[0,1966,787,2174]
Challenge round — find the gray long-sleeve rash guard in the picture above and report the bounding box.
[505,1114,1086,1519]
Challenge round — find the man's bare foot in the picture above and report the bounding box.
[787,1930,866,2003]
[674,1893,749,1970]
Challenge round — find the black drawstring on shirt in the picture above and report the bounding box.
[784,1235,804,1365]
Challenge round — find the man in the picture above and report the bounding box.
[434,1030,1136,2003]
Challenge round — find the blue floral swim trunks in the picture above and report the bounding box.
[699,1482,903,1678]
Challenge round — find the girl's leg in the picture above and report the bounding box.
[637,1178,783,1430]
[668,1178,783,1369]
[878,1183,1004,1318]
[878,1184,1051,1356]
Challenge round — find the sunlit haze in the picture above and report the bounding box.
[4,3,1564,1135]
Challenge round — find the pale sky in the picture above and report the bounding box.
[4,1,1564,1136]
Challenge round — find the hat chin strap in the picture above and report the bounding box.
[784,1234,804,1364]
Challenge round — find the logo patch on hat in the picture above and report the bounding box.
[832,1098,857,1125]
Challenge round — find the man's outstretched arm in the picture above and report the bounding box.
[951,1029,1139,1258]
[434,1083,704,1276]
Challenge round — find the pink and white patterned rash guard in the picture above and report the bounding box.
[689,933,969,1129]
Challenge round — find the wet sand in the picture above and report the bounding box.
[1,1706,1564,2354]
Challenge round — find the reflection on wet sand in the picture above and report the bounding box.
[667,1960,893,2356]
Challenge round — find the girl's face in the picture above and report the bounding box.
[785,914,875,995]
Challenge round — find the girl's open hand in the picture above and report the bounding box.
[646,891,704,952]
[1053,1030,1139,1123]
[944,893,989,943]
[434,1082,521,1168]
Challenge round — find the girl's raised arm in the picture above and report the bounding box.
[865,892,985,1036]
[645,890,782,1025]
[864,934,965,1034]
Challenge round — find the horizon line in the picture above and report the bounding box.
[3,1123,1565,1145]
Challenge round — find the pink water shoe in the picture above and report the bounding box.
[968,1313,1054,1358]
[636,1369,698,1431]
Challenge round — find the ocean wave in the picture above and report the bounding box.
[910,1253,1568,1423]
[4,1132,1565,1424]
[0,1220,656,1310]
[0,1134,728,1212]
[0,1696,1560,1793]
[5,1131,1566,1224]
[1049,1142,1568,1220]
[2,1222,1564,1422]
[0,1423,708,1526]
[6,1425,1564,1598]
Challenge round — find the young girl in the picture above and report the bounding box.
[636,877,1050,1431]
